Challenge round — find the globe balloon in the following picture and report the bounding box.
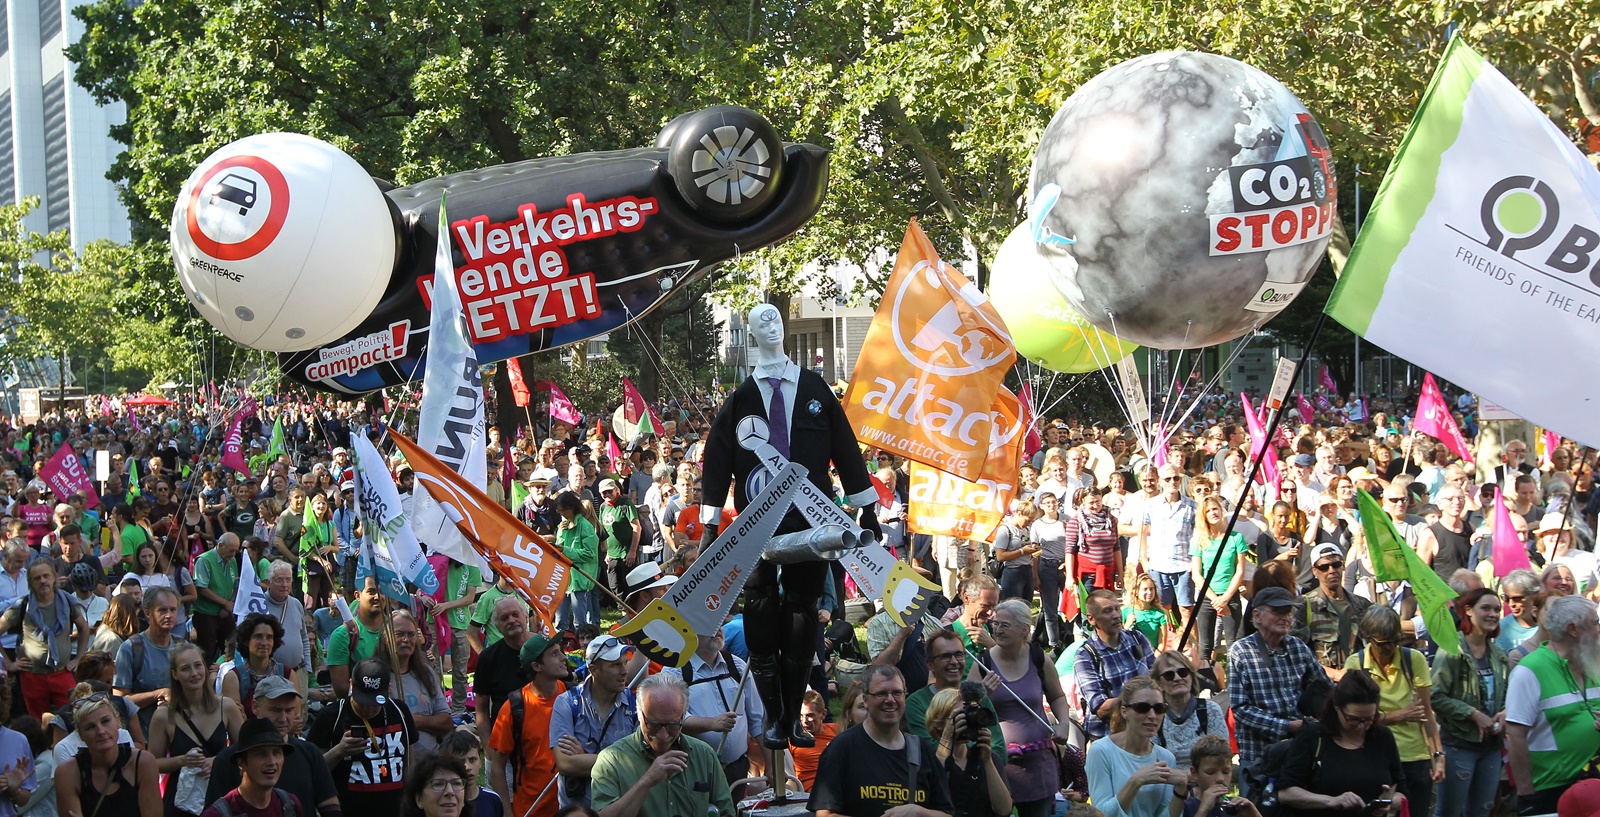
[171,132,397,352]
[1029,51,1337,349]
[989,223,1136,372]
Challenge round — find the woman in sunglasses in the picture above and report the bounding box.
[1278,671,1405,817]
[1149,652,1227,770]
[970,599,1072,817]
[1085,676,1185,817]
[55,684,161,817]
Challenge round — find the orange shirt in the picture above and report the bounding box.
[489,681,566,817]
[792,722,837,792]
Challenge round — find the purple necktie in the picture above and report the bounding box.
[767,377,790,458]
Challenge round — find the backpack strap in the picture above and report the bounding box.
[277,789,297,817]
[509,689,527,788]
[904,733,921,804]
[210,795,236,817]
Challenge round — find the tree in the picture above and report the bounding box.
[606,285,722,403]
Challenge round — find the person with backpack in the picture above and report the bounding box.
[661,624,763,786]
[1345,605,1445,817]
[488,631,570,817]
[1149,651,1227,770]
[970,599,1073,817]
[1074,588,1156,741]
[199,717,300,817]
[1227,586,1326,802]
[113,586,184,733]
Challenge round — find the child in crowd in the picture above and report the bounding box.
[1180,735,1260,817]
[1124,573,1167,649]
[439,727,503,817]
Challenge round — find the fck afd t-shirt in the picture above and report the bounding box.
[308,698,417,814]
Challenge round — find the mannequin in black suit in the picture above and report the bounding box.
[700,303,882,748]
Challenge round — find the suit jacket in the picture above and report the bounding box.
[702,368,875,534]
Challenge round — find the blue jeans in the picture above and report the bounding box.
[557,590,599,631]
[1435,743,1500,817]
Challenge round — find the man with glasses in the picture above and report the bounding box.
[550,634,639,808]
[1507,595,1600,813]
[1073,588,1155,740]
[809,665,954,817]
[1492,439,1539,494]
[590,672,734,817]
[904,629,1006,759]
[1417,486,1473,583]
[1293,543,1372,680]
[1228,586,1323,800]
[1138,464,1198,643]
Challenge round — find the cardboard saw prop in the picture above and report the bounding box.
[170,106,828,393]
[612,303,940,749]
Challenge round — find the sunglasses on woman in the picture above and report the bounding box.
[1123,701,1170,714]
[1158,668,1191,682]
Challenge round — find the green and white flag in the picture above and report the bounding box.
[1327,37,1600,444]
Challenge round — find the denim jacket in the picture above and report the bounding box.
[1429,639,1509,748]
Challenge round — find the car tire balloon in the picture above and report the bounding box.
[171,133,398,352]
[1029,51,1338,349]
[989,223,1137,372]
[662,105,784,222]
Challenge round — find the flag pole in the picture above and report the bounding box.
[1178,311,1330,654]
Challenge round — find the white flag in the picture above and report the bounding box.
[410,197,491,570]
[235,554,269,626]
[351,434,437,593]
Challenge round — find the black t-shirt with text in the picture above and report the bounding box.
[808,726,953,817]
[307,698,416,814]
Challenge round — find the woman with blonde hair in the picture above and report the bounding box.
[1190,496,1248,665]
[1148,651,1227,769]
[55,683,160,817]
[837,680,870,731]
[150,641,242,816]
[1123,573,1166,650]
[1085,676,1185,817]
[925,687,1013,817]
[991,499,1039,602]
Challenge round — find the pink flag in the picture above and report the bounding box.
[501,448,515,496]
[1151,423,1169,469]
[1240,392,1280,490]
[39,443,99,509]
[1297,392,1315,423]
[1415,373,1474,466]
[1318,366,1338,394]
[1491,487,1532,576]
[1541,429,1561,469]
[546,382,583,427]
[128,410,142,434]
[220,397,259,475]
[1018,383,1042,458]
[606,433,624,472]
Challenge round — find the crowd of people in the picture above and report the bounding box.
[0,380,1587,817]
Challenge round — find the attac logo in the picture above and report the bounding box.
[888,260,1012,379]
[185,155,290,262]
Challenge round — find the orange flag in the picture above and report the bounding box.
[905,386,1024,543]
[844,221,1015,481]
[390,431,571,629]
[506,357,531,407]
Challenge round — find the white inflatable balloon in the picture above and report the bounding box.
[1029,51,1338,350]
[171,133,396,352]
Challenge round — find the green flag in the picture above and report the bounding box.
[127,460,141,500]
[267,418,287,461]
[510,479,528,513]
[1356,489,1460,655]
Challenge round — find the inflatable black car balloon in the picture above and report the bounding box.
[171,107,828,394]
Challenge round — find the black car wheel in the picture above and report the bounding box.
[662,105,784,223]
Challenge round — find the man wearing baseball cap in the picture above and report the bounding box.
[596,479,640,603]
[206,677,341,817]
[308,657,418,814]
[1228,586,1324,800]
[1294,542,1372,678]
[488,632,571,817]
[549,635,638,808]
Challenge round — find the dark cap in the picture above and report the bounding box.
[351,657,392,706]
[233,716,289,757]
[1253,586,1299,610]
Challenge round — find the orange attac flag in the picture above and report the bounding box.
[390,431,571,629]
[905,386,1024,543]
[844,221,1015,481]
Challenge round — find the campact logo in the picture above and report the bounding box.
[1478,175,1600,284]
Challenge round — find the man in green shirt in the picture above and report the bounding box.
[327,575,388,697]
[193,532,242,662]
[949,575,999,677]
[590,672,734,817]
[596,479,640,603]
[1507,594,1600,813]
[468,574,528,652]
[905,629,1007,759]
[435,557,482,714]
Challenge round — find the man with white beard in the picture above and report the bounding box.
[1506,594,1600,814]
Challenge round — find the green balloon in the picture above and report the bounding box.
[989,224,1137,373]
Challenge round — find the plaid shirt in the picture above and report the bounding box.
[1073,627,1155,738]
[1227,632,1323,769]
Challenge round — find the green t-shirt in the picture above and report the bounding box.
[120,524,148,557]
[326,617,383,668]
[193,549,240,617]
[469,584,528,646]
[1507,646,1600,792]
[597,501,639,559]
[274,513,305,560]
[446,561,483,631]
[1194,532,1248,595]
[904,684,1008,758]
